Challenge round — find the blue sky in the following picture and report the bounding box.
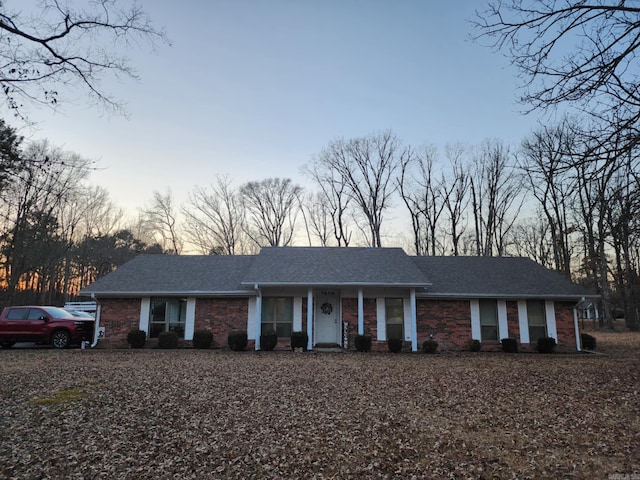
[19,0,539,214]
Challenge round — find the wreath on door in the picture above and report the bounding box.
[321,302,333,315]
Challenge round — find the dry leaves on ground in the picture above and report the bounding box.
[0,330,638,479]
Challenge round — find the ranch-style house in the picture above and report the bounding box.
[80,247,595,352]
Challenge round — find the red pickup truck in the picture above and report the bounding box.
[0,306,95,349]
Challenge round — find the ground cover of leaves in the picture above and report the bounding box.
[0,331,638,479]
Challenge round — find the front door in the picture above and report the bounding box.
[315,290,340,345]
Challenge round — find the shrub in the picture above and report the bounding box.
[537,336,557,354]
[158,331,179,349]
[260,331,278,351]
[501,338,518,353]
[467,339,482,352]
[192,330,213,349]
[422,339,438,354]
[387,338,403,353]
[581,333,596,350]
[127,329,146,349]
[290,331,308,351]
[228,331,248,351]
[354,334,372,352]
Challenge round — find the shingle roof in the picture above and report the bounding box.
[80,254,255,296]
[412,256,593,299]
[241,247,430,287]
[80,248,595,300]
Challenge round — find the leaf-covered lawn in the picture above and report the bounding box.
[1,331,638,479]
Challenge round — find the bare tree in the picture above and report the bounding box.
[0,0,168,116]
[240,177,302,247]
[299,191,335,247]
[470,139,523,256]
[508,215,555,268]
[442,144,470,256]
[302,159,353,246]
[312,131,410,248]
[139,189,182,254]
[182,176,246,255]
[398,145,444,255]
[520,119,579,277]
[474,1,640,157]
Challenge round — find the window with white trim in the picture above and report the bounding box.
[527,300,547,343]
[385,298,404,341]
[149,298,186,338]
[479,299,499,341]
[261,297,293,338]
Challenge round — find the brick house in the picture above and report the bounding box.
[80,247,595,352]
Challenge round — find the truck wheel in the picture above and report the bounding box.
[51,330,71,349]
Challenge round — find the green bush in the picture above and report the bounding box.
[501,338,518,353]
[158,331,179,349]
[581,333,596,350]
[290,331,308,351]
[467,339,482,352]
[192,330,213,349]
[354,334,372,352]
[537,337,557,354]
[422,339,438,354]
[387,338,403,353]
[127,329,146,349]
[260,331,278,351]
[228,331,248,351]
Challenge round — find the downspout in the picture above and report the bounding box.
[254,284,262,351]
[573,297,583,352]
[358,288,364,335]
[90,293,101,348]
[307,288,313,351]
[410,289,417,352]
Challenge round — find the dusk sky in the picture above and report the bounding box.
[18,1,544,216]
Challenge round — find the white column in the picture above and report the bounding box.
[573,307,581,352]
[254,289,262,350]
[307,288,313,350]
[545,300,557,340]
[497,300,508,341]
[358,288,364,335]
[184,298,196,341]
[470,300,481,340]
[410,289,417,352]
[139,298,150,333]
[376,298,386,341]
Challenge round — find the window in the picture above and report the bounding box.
[527,300,547,343]
[6,308,27,320]
[149,298,186,338]
[479,299,499,341]
[261,297,293,338]
[385,298,404,341]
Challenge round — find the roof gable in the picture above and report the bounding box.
[242,247,430,287]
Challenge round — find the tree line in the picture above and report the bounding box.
[1,118,636,330]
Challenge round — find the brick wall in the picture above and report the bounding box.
[195,297,249,349]
[341,297,377,349]
[555,301,579,353]
[416,299,472,351]
[97,295,580,352]
[97,298,141,348]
